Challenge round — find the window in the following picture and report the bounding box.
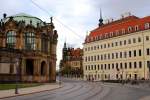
[101,64,103,70]
[139,49,142,56]
[129,51,132,57]
[112,43,114,47]
[108,64,110,70]
[133,38,136,43]
[6,31,16,48]
[116,63,118,70]
[135,25,139,31]
[124,52,127,58]
[98,65,100,70]
[91,65,93,70]
[97,55,99,60]
[145,23,150,29]
[91,46,93,50]
[128,26,132,32]
[115,42,118,46]
[94,55,96,61]
[24,32,35,50]
[116,53,118,59]
[147,48,150,55]
[101,45,103,49]
[97,45,99,49]
[104,54,107,60]
[125,63,127,69]
[108,54,110,59]
[134,50,136,57]
[112,63,114,69]
[91,56,93,61]
[138,37,141,42]
[128,39,131,44]
[88,56,90,61]
[139,61,142,68]
[134,62,137,68]
[147,61,150,68]
[120,63,123,69]
[124,40,126,45]
[129,62,132,69]
[120,41,122,46]
[41,34,48,53]
[112,53,114,59]
[104,64,107,70]
[101,55,103,60]
[94,46,96,50]
[94,65,96,70]
[104,44,106,48]
[108,43,110,48]
[146,36,149,41]
[120,52,122,58]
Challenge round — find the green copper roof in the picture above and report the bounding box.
[3,13,44,27]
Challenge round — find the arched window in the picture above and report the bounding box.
[24,32,35,50]
[128,26,132,32]
[6,31,16,48]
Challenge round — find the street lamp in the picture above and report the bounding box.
[15,58,19,94]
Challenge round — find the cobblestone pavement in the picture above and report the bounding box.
[1,78,150,100]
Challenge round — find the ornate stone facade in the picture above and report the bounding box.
[0,13,58,82]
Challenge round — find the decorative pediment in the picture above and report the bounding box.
[5,17,17,30]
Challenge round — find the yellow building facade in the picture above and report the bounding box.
[83,15,150,81]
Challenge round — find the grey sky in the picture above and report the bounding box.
[0,0,149,69]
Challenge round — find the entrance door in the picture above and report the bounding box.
[26,59,34,75]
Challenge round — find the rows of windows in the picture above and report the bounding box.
[85,49,143,62]
[6,31,49,51]
[85,35,150,52]
[85,61,142,71]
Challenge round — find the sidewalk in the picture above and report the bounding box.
[0,83,61,99]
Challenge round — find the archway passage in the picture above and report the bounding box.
[41,61,46,76]
[26,59,34,75]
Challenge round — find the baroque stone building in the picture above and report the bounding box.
[60,42,83,77]
[83,13,150,81]
[0,13,58,82]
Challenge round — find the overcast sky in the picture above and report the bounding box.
[0,0,150,69]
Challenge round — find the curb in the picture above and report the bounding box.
[0,84,63,99]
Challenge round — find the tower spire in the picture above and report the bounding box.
[99,8,103,27]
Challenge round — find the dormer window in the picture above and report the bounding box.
[105,33,108,38]
[110,32,113,37]
[128,26,132,32]
[145,23,149,29]
[122,29,125,34]
[115,30,119,36]
[135,25,139,31]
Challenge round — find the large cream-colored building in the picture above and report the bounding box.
[83,14,150,81]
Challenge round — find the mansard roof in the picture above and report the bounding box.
[85,15,150,43]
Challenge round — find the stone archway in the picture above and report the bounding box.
[40,61,47,76]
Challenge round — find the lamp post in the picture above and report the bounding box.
[15,58,19,94]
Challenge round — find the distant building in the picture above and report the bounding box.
[0,13,58,82]
[83,13,150,81]
[60,42,83,77]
